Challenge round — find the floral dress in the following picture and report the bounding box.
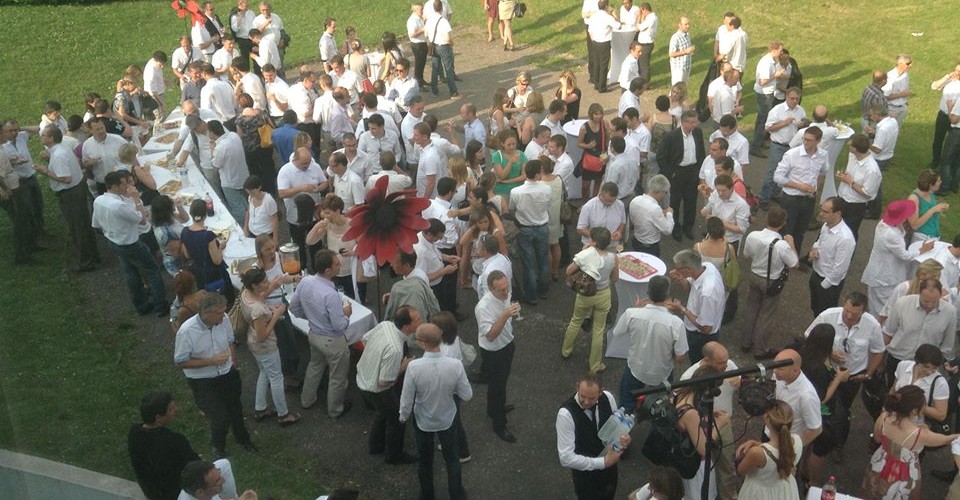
[861,421,922,499]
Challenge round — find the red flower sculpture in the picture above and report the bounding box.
[171,0,205,25]
[344,176,430,265]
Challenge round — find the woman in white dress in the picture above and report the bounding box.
[736,400,802,500]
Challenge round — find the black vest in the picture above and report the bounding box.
[561,393,613,458]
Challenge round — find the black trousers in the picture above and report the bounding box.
[637,43,654,83]
[192,368,251,450]
[415,423,465,500]
[17,174,45,233]
[411,41,428,86]
[843,202,868,242]
[572,465,618,500]
[435,246,459,313]
[780,193,815,252]
[274,315,301,377]
[933,110,952,166]
[57,183,99,267]
[481,341,515,431]
[362,388,406,460]
[630,239,661,257]
[809,272,844,317]
[669,164,699,232]
[245,147,277,196]
[0,190,33,262]
[588,40,611,92]
[835,379,862,447]
[236,37,253,59]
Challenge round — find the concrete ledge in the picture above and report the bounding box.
[0,449,145,500]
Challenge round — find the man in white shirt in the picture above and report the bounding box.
[286,71,317,124]
[680,341,741,500]
[548,135,576,190]
[758,86,807,205]
[555,373,630,500]
[459,103,487,151]
[358,114,404,171]
[931,63,960,167]
[208,121,248,224]
[714,15,748,72]
[387,58,421,113]
[476,236,511,298]
[425,2,460,98]
[253,2,284,59]
[399,323,472,499]
[697,137,743,198]
[511,160,553,303]
[261,63,290,121]
[524,126,551,160]
[327,88,354,147]
[412,122,443,198]
[191,19,219,62]
[332,133,373,183]
[414,215,461,308]
[666,249,726,363]
[623,108,651,173]
[629,174,673,256]
[366,151,412,195]
[635,2,658,82]
[356,306,420,465]
[476,271,522,443]
[328,151,365,211]
[773,125,827,251]
[81,118,128,193]
[142,51,168,118]
[37,126,99,271]
[882,54,913,125]
[277,149,326,264]
[91,171,167,315]
[707,68,742,129]
[317,17,337,73]
[328,55,362,106]
[211,35,239,81]
[233,58,267,111]
[836,134,881,239]
[741,205,799,358]
[603,137,638,205]
[611,276,687,412]
[172,36,203,90]
[542,100,567,137]
[773,349,823,448]
[807,197,856,316]
[401,96,426,167]
[617,77,645,118]
[751,41,785,157]
[177,460,256,500]
[865,104,900,213]
[577,182,626,250]
[199,64,237,123]
[407,4,428,87]
[709,115,750,172]
[700,174,750,248]
[230,0,256,58]
[357,93,401,138]
[248,29,280,72]
[941,91,960,193]
[586,0,622,93]
[618,42,642,91]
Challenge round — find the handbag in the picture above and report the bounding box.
[228,296,249,338]
[258,118,275,148]
[721,244,741,291]
[566,269,597,296]
[640,405,702,479]
[765,238,788,297]
[427,18,441,58]
[559,178,576,224]
[461,341,478,368]
[513,2,527,18]
[580,122,606,173]
[928,375,952,435]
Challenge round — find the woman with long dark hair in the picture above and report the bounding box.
[799,323,848,487]
[180,199,235,303]
[671,364,731,499]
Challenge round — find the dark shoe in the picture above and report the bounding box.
[683,229,694,240]
[278,412,302,427]
[239,441,259,453]
[332,400,353,419]
[468,373,488,384]
[521,298,538,306]
[504,404,515,414]
[931,468,958,482]
[459,454,473,464]
[385,452,419,465]
[495,428,517,443]
[155,304,170,317]
[254,409,277,422]
[672,228,682,241]
[741,345,753,353]
[212,447,228,459]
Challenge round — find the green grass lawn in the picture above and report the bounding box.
[1,0,959,497]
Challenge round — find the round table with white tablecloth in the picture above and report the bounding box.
[562,119,588,200]
[605,251,668,359]
[606,29,638,87]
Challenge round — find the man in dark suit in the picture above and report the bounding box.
[656,109,705,240]
[203,1,225,51]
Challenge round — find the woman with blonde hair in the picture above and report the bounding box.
[669,82,688,119]
[878,258,946,323]
[447,156,474,207]
[506,71,534,119]
[518,91,545,147]
[555,70,582,123]
[736,400,802,499]
[117,142,158,203]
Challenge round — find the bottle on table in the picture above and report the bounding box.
[205,192,215,217]
[821,476,837,500]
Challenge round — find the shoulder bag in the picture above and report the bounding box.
[640,403,701,479]
[427,18,441,58]
[765,238,788,296]
[721,244,741,291]
[566,269,597,297]
[580,124,606,174]
[927,375,952,435]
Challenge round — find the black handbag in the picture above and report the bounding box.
[641,405,701,479]
[928,375,952,435]
[765,238,788,296]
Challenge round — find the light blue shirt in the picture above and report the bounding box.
[289,274,349,336]
[399,351,473,431]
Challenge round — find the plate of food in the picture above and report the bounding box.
[154,132,178,144]
[619,254,658,281]
[157,179,182,195]
[151,155,172,168]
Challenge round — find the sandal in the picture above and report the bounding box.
[278,412,302,427]
[254,409,277,422]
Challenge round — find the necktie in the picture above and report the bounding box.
[189,130,202,168]
[589,406,597,429]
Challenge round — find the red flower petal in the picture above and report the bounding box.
[394,197,431,214]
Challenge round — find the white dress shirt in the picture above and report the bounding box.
[477,253,512,298]
[774,146,827,197]
[635,11,658,43]
[684,262,726,333]
[698,156,743,189]
[332,168,365,211]
[476,291,514,351]
[510,180,553,226]
[837,153,881,203]
[414,234,445,286]
[407,13,427,43]
[356,321,406,393]
[253,13,283,41]
[702,192,750,243]
[416,141,444,196]
[286,82,316,123]
[231,9,255,39]
[264,77,290,118]
[200,79,237,122]
[318,31,337,62]
[681,359,739,414]
[617,90,641,119]
[551,153,576,189]
[629,194,674,245]
[400,352,472,431]
[804,307,884,375]
[775,372,822,434]
[211,132,246,189]
[421,197,463,249]
[81,134,127,183]
[709,129,750,167]
[211,47,240,81]
[253,35,281,71]
[754,54,778,95]
[811,221,856,287]
[366,169,412,195]
[872,116,899,161]
[612,304,688,385]
[618,55,640,91]
[358,128,404,169]
[400,112,424,162]
[882,68,910,106]
[143,59,165,94]
[239,72,267,110]
[91,192,143,245]
[576,197,626,245]
[587,10,620,43]
[742,228,798,278]
[556,390,619,471]
[45,142,84,191]
[766,103,807,144]
[174,313,235,379]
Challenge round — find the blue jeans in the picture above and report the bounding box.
[430,44,458,96]
[415,423,465,500]
[758,142,790,202]
[516,224,549,301]
[107,240,166,313]
[619,365,646,414]
[221,187,248,226]
[752,93,776,151]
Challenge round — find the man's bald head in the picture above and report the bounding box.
[872,70,887,85]
[293,147,312,168]
[773,349,802,382]
[182,100,197,115]
[702,341,729,368]
[812,105,828,123]
[415,323,442,348]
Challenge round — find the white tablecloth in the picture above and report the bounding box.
[806,487,860,500]
[606,30,638,85]
[285,293,377,345]
[605,252,668,358]
[562,119,588,200]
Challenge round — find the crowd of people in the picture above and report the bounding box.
[6,0,960,499]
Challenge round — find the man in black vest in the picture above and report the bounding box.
[556,373,631,500]
[656,109,705,241]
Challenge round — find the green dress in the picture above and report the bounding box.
[913,190,940,238]
[492,150,527,196]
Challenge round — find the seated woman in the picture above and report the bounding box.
[151,194,190,276]
[243,175,278,241]
[169,269,206,333]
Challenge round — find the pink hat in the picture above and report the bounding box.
[882,199,916,227]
